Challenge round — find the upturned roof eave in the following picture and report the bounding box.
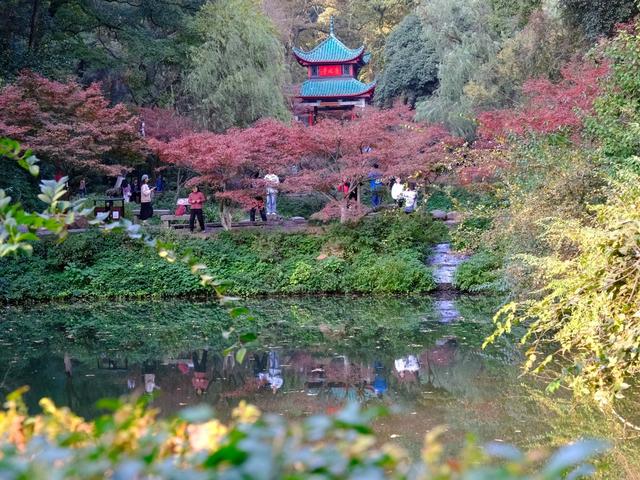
[296,83,377,99]
[292,49,366,66]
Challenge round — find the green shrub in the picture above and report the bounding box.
[349,250,436,294]
[454,251,504,293]
[452,216,493,251]
[0,211,446,302]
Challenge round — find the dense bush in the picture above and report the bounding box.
[0,211,448,302]
[0,391,608,479]
[454,251,504,293]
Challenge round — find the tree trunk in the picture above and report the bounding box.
[339,202,348,224]
[28,0,40,51]
[220,200,232,231]
[174,168,182,203]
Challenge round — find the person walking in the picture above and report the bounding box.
[138,175,155,223]
[122,179,131,203]
[264,173,280,217]
[155,175,165,193]
[192,349,210,396]
[188,186,206,232]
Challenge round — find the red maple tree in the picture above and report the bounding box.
[287,106,462,222]
[150,119,300,229]
[0,71,145,176]
[477,61,609,142]
[139,107,197,142]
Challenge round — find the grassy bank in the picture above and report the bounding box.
[0,211,448,303]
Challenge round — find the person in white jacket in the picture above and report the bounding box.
[391,177,405,207]
[264,173,280,216]
[138,174,156,223]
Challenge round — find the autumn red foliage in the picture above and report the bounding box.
[140,107,197,142]
[477,61,609,142]
[0,71,144,175]
[150,119,304,228]
[152,106,463,224]
[289,106,462,221]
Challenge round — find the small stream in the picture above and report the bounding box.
[429,243,468,323]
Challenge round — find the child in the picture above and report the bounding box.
[402,181,418,213]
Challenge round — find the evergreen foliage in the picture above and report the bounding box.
[375,14,438,107]
[560,0,638,41]
[0,0,202,105]
[185,0,290,132]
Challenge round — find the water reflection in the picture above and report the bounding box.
[0,296,536,450]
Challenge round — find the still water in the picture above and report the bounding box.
[0,295,629,458]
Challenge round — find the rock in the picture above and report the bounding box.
[290,216,306,222]
[446,211,461,222]
[430,210,447,220]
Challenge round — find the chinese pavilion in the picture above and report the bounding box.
[292,17,376,125]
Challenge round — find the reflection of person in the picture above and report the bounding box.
[373,360,387,398]
[264,173,280,217]
[267,350,283,393]
[255,351,283,393]
[64,352,73,377]
[192,349,210,396]
[143,360,159,394]
[138,175,155,223]
[188,186,206,233]
[394,355,420,379]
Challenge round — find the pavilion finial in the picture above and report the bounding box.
[330,16,335,35]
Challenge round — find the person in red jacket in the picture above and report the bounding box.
[188,186,206,232]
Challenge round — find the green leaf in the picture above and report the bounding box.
[235,347,247,364]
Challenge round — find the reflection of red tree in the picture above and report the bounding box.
[220,378,263,399]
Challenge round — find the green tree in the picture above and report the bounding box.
[414,0,501,138]
[560,0,638,41]
[587,18,640,162]
[375,13,438,107]
[0,0,202,106]
[185,0,290,132]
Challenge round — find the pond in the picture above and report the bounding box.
[0,295,636,460]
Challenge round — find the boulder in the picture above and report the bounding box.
[430,210,447,220]
[446,211,461,222]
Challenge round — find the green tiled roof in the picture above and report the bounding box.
[299,78,376,98]
[293,18,367,64]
